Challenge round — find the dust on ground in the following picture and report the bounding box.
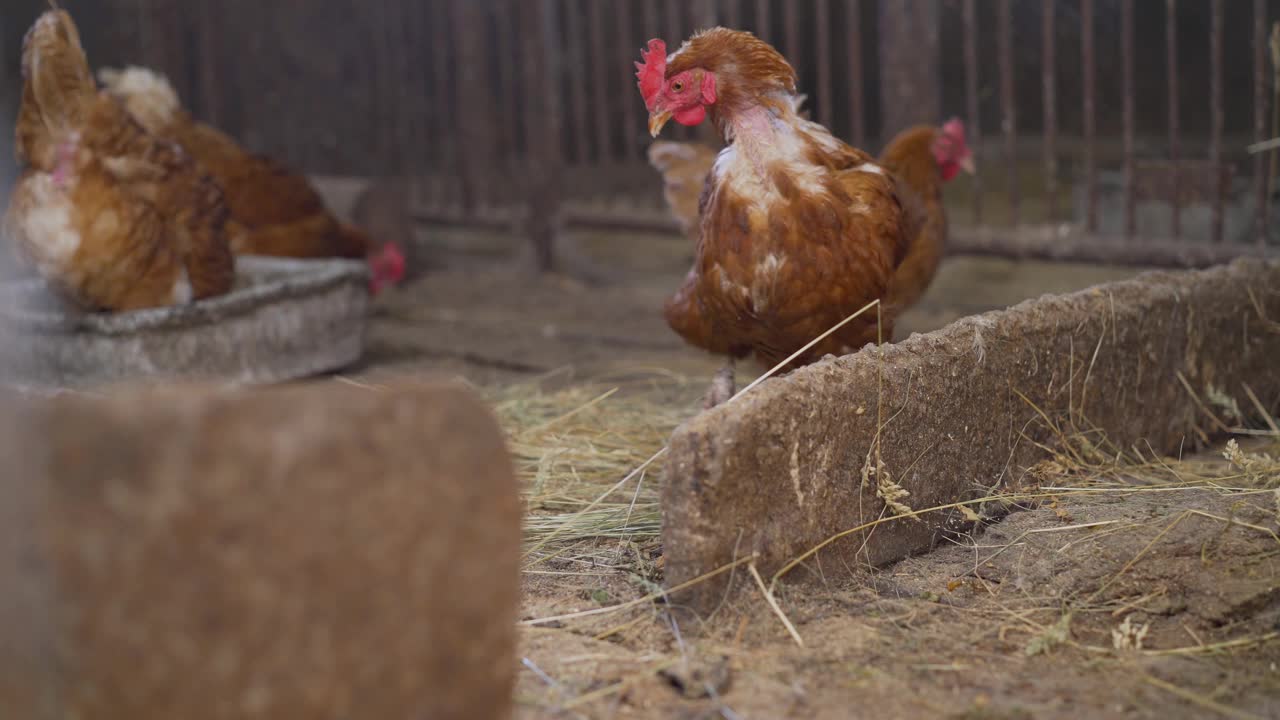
[333,213,1276,719]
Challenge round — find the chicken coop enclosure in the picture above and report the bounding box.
[2,0,1276,267]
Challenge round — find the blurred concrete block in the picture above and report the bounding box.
[0,380,520,720]
[0,255,370,389]
[663,259,1280,611]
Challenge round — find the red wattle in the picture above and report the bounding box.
[673,105,706,127]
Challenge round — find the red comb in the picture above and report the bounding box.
[368,242,406,295]
[635,39,667,110]
[942,117,966,140]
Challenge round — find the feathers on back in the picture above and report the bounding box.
[97,66,181,135]
[647,28,912,368]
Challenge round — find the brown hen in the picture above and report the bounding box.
[99,68,379,255]
[5,9,233,311]
[877,119,973,315]
[649,118,973,327]
[638,28,915,404]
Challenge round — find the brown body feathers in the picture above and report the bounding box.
[6,10,234,312]
[99,66,371,262]
[648,29,915,368]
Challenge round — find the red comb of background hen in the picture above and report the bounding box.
[368,242,406,296]
[942,117,966,142]
[635,39,667,111]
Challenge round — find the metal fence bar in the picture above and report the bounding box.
[616,0,640,162]
[816,0,833,128]
[522,0,564,270]
[1167,0,1181,238]
[723,0,741,29]
[1082,0,1097,233]
[755,0,771,41]
[847,0,865,148]
[784,1,800,66]
[1254,0,1269,246]
[497,0,521,168]
[1122,0,1135,238]
[963,0,982,224]
[565,0,589,165]
[588,0,611,165]
[694,0,717,29]
[1209,0,1225,244]
[1042,0,1057,222]
[643,0,659,38]
[429,0,453,206]
[999,0,1017,226]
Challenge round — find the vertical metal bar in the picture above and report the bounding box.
[755,0,771,40]
[1041,0,1057,222]
[617,0,641,162]
[498,0,521,166]
[963,0,982,224]
[724,0,741,29]
[565,0,590,165]
[588,0,611,164]
[847,0,865,148]
[387,0,411,176]
[666,0,682,40]
[1166,0,1181,238]
[523,0,564,271]
[784,0,800,62]
[1082,0,1097,233]
[1122,0,1136,238]
[430,0,454,206]
[816,0,833,128]
[1209,0,1225,244]
[644,0,660,38]
[998,0,1017,226]
[1254,0,1269,246]
[694,0,717,28]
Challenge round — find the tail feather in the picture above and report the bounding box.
[23,11,96,134]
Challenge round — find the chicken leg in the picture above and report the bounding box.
[702,358,736,410]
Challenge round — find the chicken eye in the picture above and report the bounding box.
[671,80,685,93]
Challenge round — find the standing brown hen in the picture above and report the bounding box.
[877,118,973,315]
[5,9,234,311]
[648,118,974,325]
[638,28,916,404]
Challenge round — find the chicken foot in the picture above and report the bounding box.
[702,358,736,410]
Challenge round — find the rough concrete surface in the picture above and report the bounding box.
[663,258,1280,610]
[0,380,521,720]
[0,256,370,389]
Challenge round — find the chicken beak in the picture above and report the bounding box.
[959,155,976,175]
[648,110,673,138]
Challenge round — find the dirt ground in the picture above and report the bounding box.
[351,222,1140,387]
[517,478,1280,720]
[337,215,1278,719]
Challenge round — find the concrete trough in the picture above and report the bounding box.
[0,255,370,390]
[663,258,1280,611]
[0,380,521,720]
